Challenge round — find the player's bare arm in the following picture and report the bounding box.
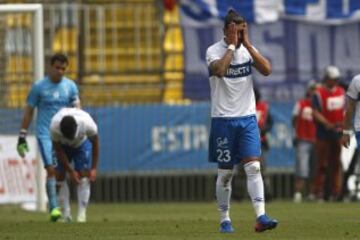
[240,23,272,76]
[209,23,238,77]
[341,96,356,148]
[89,135,99,182]
[312,109,335,130]
[20,105,34,130]
[53,141,80,183]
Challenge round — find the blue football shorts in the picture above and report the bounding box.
[55,139,93,172]
[208,115,261,168]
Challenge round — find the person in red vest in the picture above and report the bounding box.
[255,87,273,200]
[292,81,317,203]
[311,66,345,201]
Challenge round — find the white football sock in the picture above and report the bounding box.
[77,177,90,221]
[244,161,265,218]
[58,180,71,217]
[216,168,234,223]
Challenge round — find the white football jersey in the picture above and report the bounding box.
[206,39,256,118]
[50,108,98,148]
[346,74,360,131]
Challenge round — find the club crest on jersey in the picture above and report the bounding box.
[225,61,252,78]
[216,137,229,149]
[53,91,60,99]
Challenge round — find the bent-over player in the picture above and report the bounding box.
[50,107,99,222]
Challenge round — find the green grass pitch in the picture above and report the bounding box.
[0,201,359,240]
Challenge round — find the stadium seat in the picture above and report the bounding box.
[6,14,31,28]
[85,0,155,4]
[162,3,184,102]
[165,71,183,81]
[52,27,78,53]
[51,27,78,80]
[164,54,183,71]
[164,27,183,53]
[66,55,78,80]
[84,47,161,56]
[83,56,162,73]
[5,84,30,108]
[82,74,161,84]
[5,55,33,83]
[80,84,162,105]
[82,1,162,81]
[163,81,183,102]
[163,5,180,25]
[5,55,32,73]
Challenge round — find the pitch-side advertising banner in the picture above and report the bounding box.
[90,103,296,173]
[0,136,37,204]
[92,103,213,173]
[92,103,356,173]
[0,106,354,175]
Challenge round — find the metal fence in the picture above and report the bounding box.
[0,1,165,109]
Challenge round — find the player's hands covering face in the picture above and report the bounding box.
[226,22,238,46]
[239,22,251,48]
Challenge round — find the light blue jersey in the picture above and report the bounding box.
[27,76,79,167]
[27,76,79,138]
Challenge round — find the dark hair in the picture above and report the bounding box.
[50,53,69,66]
[60,115,77,140]
[224,9,245,29]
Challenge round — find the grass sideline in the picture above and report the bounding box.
[0,201,359,240]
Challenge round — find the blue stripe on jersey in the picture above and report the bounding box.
[224,60,252,78]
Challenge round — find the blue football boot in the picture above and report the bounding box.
[219,220,234,233]
[255,214,278,232]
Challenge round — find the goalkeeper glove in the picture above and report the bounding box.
[17,129,29,158]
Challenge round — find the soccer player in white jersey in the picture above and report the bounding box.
[50,107,99,223]
[206,9,278,233]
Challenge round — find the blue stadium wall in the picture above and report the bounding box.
[1,103,296,201]
[0,102,295,173]
[89,102,294,173]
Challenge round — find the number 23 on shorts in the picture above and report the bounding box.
[216,148,231,162]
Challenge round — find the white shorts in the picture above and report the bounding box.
[295,140,315,178]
